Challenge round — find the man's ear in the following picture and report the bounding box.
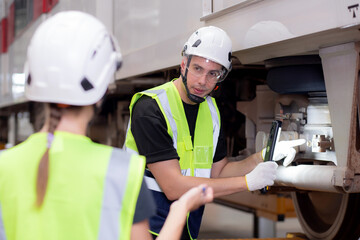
[181,56,188,69]
[95,100,103,109]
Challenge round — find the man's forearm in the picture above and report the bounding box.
[217,152,263,178]
[164,174,248,199]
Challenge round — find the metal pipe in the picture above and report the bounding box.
[275,165,343,193]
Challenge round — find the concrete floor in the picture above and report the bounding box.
[198,203,303,239]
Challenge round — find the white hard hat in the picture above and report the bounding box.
[182,26,232,71]
[25,11,122,106]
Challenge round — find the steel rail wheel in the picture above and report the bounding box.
[292,191,360,240]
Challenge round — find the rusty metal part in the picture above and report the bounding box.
[311,135,334,152]
[348,64,360,174]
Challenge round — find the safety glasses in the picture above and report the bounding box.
[186,64,226,84]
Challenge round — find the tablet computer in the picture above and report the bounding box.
[260,120,282,193]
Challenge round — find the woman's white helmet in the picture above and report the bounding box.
[182,26,232,71]
[25,11,122,106]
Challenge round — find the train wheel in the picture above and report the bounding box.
[292,191,360,240]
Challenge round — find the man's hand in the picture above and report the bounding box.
[262,139,306,167]
[245,162,278,191]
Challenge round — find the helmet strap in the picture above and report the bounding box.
[181,55,205,104]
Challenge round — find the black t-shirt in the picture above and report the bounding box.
[131,95,227,165]
[133,178,156,223]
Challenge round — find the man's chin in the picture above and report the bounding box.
[191,94,206,100]
[191,90,208,98]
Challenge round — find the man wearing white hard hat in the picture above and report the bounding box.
[124,26,305,239]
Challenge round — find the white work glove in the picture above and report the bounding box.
[261,139,306,167]
[245,161,278,191]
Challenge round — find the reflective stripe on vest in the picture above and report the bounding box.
[206,97,220,157]
[125,81,220,193]
[145,168,214,192]
[144,176,162,192]
[183,168,212,178]
[145,88,178,150]
[0,201,6,240]
[98,148,132,239]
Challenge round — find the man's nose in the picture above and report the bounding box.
[198,73,207,85]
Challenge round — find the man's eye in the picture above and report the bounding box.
[209,71,221,77]
[194,66,202,72]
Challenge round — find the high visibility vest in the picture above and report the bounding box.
[0,131,145,240]
[124,80,220,239]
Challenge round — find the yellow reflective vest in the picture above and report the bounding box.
[124,80,221,239]
[0,131,145,240]
[125,80,221,180]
